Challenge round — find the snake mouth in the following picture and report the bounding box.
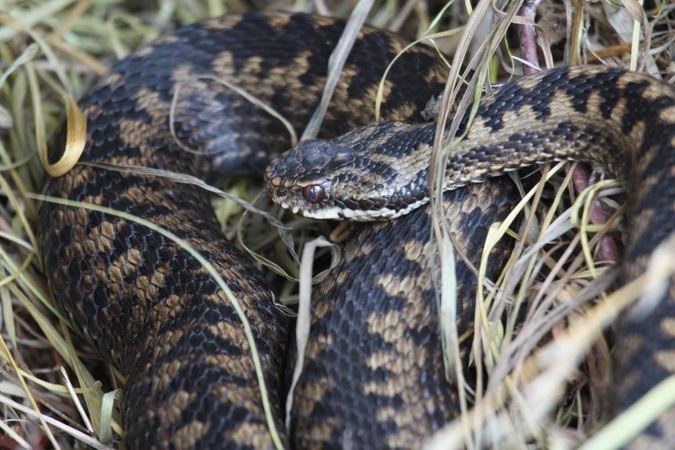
[276,200,309,218]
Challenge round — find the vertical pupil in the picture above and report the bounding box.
[303,185,323,203]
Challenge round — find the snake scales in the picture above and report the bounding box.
[37,10,675,449]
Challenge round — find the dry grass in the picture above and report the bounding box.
[0,0,674,448]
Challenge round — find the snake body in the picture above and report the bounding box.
[38,11,460,448]
[267,65,675,446]
[286,179,519,448]
[38,10,675,449]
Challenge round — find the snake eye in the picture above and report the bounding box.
[302,185,324,204]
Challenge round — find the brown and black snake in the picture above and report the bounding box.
[38,11,675,449]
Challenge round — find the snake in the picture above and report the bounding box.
[37,10,675,450]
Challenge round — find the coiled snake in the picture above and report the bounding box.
[38,11,675,449]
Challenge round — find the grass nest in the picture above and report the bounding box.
[0,0,674,448]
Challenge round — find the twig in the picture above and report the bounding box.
[571,167,621,263]
[517,0,543,75]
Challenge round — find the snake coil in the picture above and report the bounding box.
[39,11,675,449]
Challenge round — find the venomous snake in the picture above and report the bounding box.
[38,10,675,449]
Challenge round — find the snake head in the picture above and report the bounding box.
[265,122,432,221]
